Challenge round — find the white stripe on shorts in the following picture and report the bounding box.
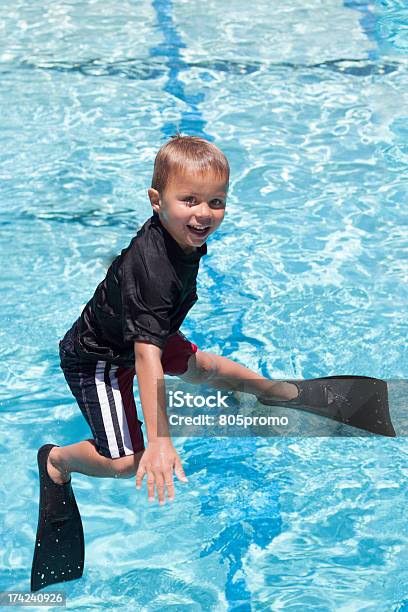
[94,361,135,459]
[94,361,120,458]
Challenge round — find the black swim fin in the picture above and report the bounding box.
[257,376,396,437]
[30,444,85,592]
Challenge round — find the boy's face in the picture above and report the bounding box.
[148,170,228,254]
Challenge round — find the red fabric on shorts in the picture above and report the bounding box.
[160,330,198,376]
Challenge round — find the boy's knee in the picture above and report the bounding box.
[110,449,144,478]
[197,351,218,381]
[182,350,217,383]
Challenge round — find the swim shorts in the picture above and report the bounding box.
[58,321,198,459]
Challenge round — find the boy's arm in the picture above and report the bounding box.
[134,341,169,441]
[134,340,188,504]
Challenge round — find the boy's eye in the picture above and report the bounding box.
[182,197,226,208]
[211,199,226,208]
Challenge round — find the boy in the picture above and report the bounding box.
[32,134,386,591]
[49,135,301,498]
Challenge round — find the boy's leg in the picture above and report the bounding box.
[47,440,144,484]
[180,350,299,401]
[57,344,146,484]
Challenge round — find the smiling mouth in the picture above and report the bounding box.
[186,224,210,237]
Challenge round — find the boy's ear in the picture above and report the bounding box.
[148,188,161,214]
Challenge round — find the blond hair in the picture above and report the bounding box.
[151,133,229,193]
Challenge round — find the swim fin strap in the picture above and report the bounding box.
[258,376,396,437]
[31,444,85,592]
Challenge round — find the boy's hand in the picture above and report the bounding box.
[135,438,188,505]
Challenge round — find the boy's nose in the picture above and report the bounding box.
[194,201,212,219]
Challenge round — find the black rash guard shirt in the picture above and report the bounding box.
[70,211,207,367]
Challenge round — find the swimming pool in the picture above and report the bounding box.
[0,0,407,609]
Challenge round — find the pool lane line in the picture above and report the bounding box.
[343,0,381,61]
[150,0,209,140]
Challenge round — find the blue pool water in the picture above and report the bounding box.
[1,0,407,609]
